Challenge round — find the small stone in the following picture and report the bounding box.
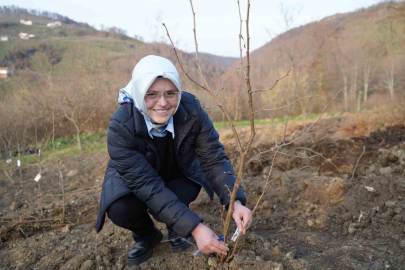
[96,255,102,262]
[272,246,281,255]
[67,169,79,177]
[71,239,78,245]
[263,241,271,250]
[367,165,376,174]
[57,246,67,252]
[10,201,23,211]
[208,257,218,267]
[61,225,72,233]
[262,200,271,210]
[400,240,405,250]
[387,153,398,163]
[285,250,296,260]
[341,212,352,221]
[80,260,94,270]
[99,246,111,256]
[307,219,315,227]
[103,257,110,266]
[271,263,284,270]
[255,256,262,261]
[332,232,338,237]
[348,227,356,234]
[380,167,392,175]
[385,201,396,208]
[370,261,384,270]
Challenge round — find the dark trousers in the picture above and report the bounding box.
[107,176,201,241]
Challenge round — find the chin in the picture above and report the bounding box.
[151,116,170,124]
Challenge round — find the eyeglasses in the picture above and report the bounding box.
[144,91,180,101]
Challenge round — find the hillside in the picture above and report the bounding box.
[214,2,405,121]
[0,6,231,148]
[1,3,404,148]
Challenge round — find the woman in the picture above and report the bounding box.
[96,55,252,266]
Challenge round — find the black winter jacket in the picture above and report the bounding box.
[96,92,246,237]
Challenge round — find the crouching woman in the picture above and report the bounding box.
[96,55,252,266]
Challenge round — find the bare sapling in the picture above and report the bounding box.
[52,109,66,224]
[1,130,16,189]
[163,0,341,262]
[14,124,27,192]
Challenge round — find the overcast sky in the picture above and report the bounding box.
[3,0,381,57]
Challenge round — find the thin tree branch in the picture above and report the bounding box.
[215,68,240,96]
[271,90,342,150]
[351,145,366,180]
[162,23,208,91]
[253,95,317,114]
[251,68,292,93]
[237,0,247,77]
[189,0,211,90]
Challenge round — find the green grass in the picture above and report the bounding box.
[0,112,335,170]
[0,130,107,170]
[213,113,326,129]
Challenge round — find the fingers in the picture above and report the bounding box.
[242,212,252,234]
[208,245,228,255]
[234,214,243,232]
[200,239,229,255]
[210,240,229,255]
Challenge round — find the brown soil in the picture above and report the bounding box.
[1,114,405,270]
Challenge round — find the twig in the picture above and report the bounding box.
[270,90,342,150]
[253,95,317,114]
[292,147,342,175]
[237,0,247,77]
[216,68,240,96]
[202,104,221,110]
[162,23,208,91]
[3,170,15,184]
[189,0,210,90]
[351,145,366,180]
[237,233,247,256]
[251,68,292,93]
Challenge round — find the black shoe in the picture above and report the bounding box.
[127,228,163,266]
[169,237,191,253]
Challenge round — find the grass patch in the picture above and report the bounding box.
[0,130,107,170]
[213,113,326,129]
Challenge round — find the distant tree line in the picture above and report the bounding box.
[0,5,87,26]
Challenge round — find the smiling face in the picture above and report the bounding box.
[144,77,179,124]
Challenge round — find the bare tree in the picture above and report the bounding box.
[163,0,340,262]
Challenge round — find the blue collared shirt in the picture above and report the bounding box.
[145,116,175,139]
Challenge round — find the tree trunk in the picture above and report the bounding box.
[357,91,362,112]
[363,82,368,102]
[76,130,82,151]
[351,64,358,100]
[343,75,348,109]
[317,56,323,111]
[17,143,23,191]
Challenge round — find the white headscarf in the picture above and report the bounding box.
[122,55,182,124]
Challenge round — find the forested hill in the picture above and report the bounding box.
[212,2,405,121]
[0,6,231,147]
[1,3,404,148]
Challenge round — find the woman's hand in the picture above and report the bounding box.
[191,223,229,255]
[232,200,252,235]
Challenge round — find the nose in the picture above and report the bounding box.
[157,94,168,106]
